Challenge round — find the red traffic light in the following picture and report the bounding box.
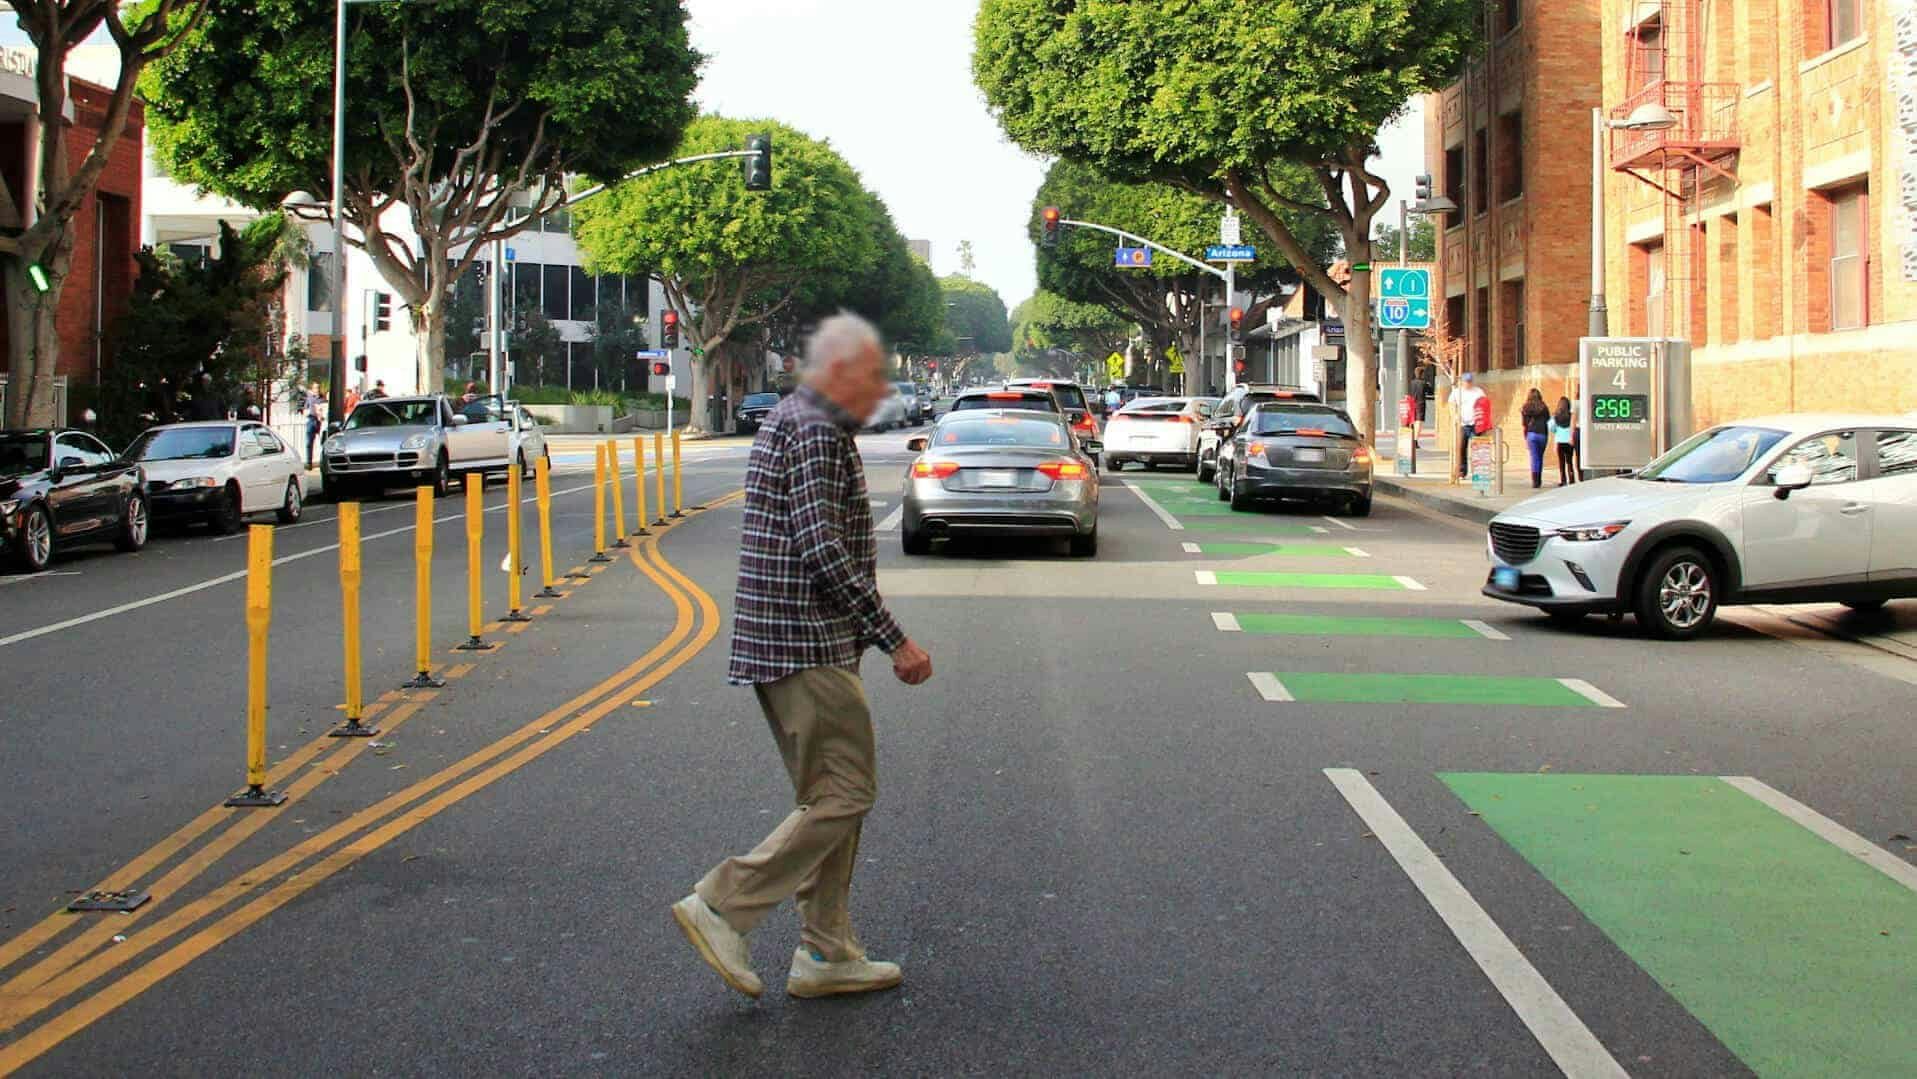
[662,310,677,325]
[1228,307,1244,325]
[1233,360,1247,374]
[660,309,679,348]
[928,361,938,372]
[1041,206,1061,248]
[651,361,671,376]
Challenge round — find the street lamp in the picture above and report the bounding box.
[1390,191,1456,470]
[1589,103,1677,335]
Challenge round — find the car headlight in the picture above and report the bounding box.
[0,499,17,517]
[324,436,344,454]
[401,433,430,450]
[1555,522,1630,542]
[169,476,220,489]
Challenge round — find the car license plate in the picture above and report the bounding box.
[1295,447,1326,463]
[1493,566,1520,590]
[979,470,1018,488]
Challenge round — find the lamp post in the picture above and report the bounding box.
[1589,102,1677,337]
[1392,193,1455,470]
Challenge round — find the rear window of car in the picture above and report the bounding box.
[1123,398,1188,414]
[1249,406,1358,438]
[935,417,1067,447]
[952,393,1059,412]
[742,393,780,407]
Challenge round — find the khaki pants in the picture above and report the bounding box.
[696,666,876,962]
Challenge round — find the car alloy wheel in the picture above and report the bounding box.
[1636,545,1717,640]
[215,483,245,534]
[22,505,53,570]
[1659,561,1711,630]
[117,494,149,551]
[278,479,303,523]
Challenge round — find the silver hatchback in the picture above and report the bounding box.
[900,410,1102,557]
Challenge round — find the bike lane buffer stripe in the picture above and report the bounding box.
[1217,612,1507,640]
[1195,570,1425,591]
[1246,673,1624,707]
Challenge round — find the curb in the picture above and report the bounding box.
[1373,475,1503,525]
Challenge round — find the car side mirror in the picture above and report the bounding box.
[1771,462,1814,499]
[905,436,929,452]
[450,414,470,427]
[52,455,84,478]
[1082,439,1103,456]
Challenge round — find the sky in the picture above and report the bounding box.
[6,1,1430,308]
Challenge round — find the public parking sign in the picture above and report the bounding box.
[1114,247,1152,267]
[1578,338,1658,469]
[1378,268,1431,329]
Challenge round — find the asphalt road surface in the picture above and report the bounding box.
[2,427,1912,1076]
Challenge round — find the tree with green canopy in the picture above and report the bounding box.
[1012,291,1131,380]
[1373,214,1438,263]
[3,0,216,427]
[936,274,1014,382]
[141,0,700,397]
[975,0,1480,433]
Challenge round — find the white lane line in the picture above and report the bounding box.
[1344,546,1371,558]
[1247,672,1292,701]
[1558,678,1626,708]
[1461,619,1511,641]
[875,506,904,533]
[1321,514,1358,531]
[1182,542,1203,554]
[1722,776,1917,895]
[1194,570,1218,586]
[1309,525,1329,534]
[1,571,83,585]
[1323,768,1629,1079]
[1211,612,1242,632]
[1393,575,1428,591]
[1124,482,1185,531]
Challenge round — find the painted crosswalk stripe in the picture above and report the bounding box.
[1393,575,1427,591]
[1461,619,1511,641]
[1557,678,1625,708]
[1194,570,1218,585]
[1182,542,1203,554]
[1124,482,1185,531]
[1344,547,1370,558]
[1329,769,1628,1079]
[1216,613,1504,640]
[1211,612,1242,632]
[1247,672,1292,701]
[876,506,904,533]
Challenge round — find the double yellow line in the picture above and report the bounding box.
[0,490,741,1073]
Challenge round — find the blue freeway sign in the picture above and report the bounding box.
[1377,296,1432,330]
[1379,267,1430,299]
[1114,247,1152,267]
[1205,244,1256,261]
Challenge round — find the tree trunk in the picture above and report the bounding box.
[4,242,68,429]
[685,344,716,437]
[412,293,448,395]
[1342,234,1378,440]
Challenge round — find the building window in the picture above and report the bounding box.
[1472,129,1489,215]
[1473,286,1490,371]
[1828,0,1862,47]
[1443,146,1466,227]
[571,267,597,322]
[1829,186,1867,330]
[1633,26,1666,89]
[1497,111,1523,202]
[510,261,542,324]
[542,263,570,322]
[1645,242,1666,336]
[1501,0,1521,34]
[306,252,333,313]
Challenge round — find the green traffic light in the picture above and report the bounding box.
[26,263,51,293]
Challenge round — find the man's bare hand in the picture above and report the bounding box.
[891,639,933,686]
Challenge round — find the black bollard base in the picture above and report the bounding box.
[535,585,563,597]
[403,670,446,689]
[611,537,631,549]
[67,889,152,913]
[328,717,381,738]
[502,609,533,623]
[454,635,496,652]
[225,785,287,808]
[588,551,614,563]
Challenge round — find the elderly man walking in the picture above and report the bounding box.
[672,312,933,1000]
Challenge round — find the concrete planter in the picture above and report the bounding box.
[631,409,692,430]
[523,404,613,434]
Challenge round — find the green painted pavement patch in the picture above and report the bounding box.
[1254,672,1598,706]
[1442,774,1917,1079]
[1207,571,1411,590]
[1176,519,1326,536]
[1232,613,1482,638]
[1196,542,1360,556]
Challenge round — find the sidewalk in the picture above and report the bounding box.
[1373,430,1551,524]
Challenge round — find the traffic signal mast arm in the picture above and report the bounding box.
[1055,217,1230,283]
[560,148,769,210]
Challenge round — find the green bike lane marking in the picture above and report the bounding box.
[1212,612,1508,640]
[1174,519,1328,535]
[1182,541,1368,557]
[1195,570,1425,591]
[1246,672,1621,706]
[1442,773,1917,1079]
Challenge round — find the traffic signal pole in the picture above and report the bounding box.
[1055,217,1233,392]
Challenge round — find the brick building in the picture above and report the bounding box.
[0,47,144,411]
[1424,1,1606,433]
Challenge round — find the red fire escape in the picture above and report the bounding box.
[1609,0,1740,340]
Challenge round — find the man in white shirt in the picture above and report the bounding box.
[1448,372,1486,479]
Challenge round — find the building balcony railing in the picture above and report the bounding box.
[1609,80,1741,171]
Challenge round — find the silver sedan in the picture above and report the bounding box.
[900,409,1102,557]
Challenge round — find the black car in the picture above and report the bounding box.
[0,428,149,571]
[948,387,1062,415]
[1215,403,1375,516]
[737,392,781,432]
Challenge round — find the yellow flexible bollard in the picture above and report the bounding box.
[631,436,651,536]
[226,525,285,807]
[502,461,531,621]
[330,503,378,736]
[588,443,613,564]
[403,488,445,687]
[534,453,561,598]
[455,480,493,650]
[670,428,685,518]
[653,431,667,526]
[608,439,630,548]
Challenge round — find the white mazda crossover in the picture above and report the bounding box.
[1482,413,1917,639]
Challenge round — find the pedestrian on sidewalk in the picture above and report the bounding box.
[1521,388,1550,489]
[1448,372,1486,479]
[672,311,934,1002]
[302,382,326,465]
[1550,395,1578,485]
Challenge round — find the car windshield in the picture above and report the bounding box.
[743,393,779,407]
[0,434,49,477]
[1249,406,1358,438]
[953,393,1056,412]
[892,382,916,395]
[128,427,235,461]
[1123,398,1188,414]
[935,417,1067,447]
[1638,424,1789,483]
[344,399,437,429]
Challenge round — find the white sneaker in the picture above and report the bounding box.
[785,946,903,999]
[671,893,763,998]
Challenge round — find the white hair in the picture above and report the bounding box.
[803,311,884,375]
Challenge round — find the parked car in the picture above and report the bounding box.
[127,421,306,532]
[1006,378,1100,444]
[865,390,909,432]
[891,380,925,425]
[321,393,537,499]
[737,392,781,432]
[1200,384,1322,483]
[947,386,1062,416]
[1217,401,1374,516]
[1100,396,1214,471]
[1483,414,1917,639]
[0,428,148,571]
[900,409,1102,557]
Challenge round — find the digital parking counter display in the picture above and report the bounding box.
[1578,338,1660,469]
[1591,394,1649,422]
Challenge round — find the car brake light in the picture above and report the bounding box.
[1248,440,1265,457]
[912,459,960,478]
[1295,427,1327,437]
[986,392,1024,400]
[1353,447,1373,464]
[1037,460,1088,480]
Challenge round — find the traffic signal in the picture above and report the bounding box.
[661,309,679,348]
[1041,206,1060,248]
[1233,359,1247,375]
[928,360,938,372]
[1228,306,1245,343]
[1414,173,1433,203]
[744,133,772,191]
[650,361,671,376]
[374,292,393,333]
[354,354,368,373]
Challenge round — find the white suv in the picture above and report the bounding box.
[1482,414,1917,639]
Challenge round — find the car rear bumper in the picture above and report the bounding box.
[903,487,1096,537]
[148,487,222,518]
[1235,461,1371,499]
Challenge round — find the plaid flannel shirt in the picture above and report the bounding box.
[727,386,906,685]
